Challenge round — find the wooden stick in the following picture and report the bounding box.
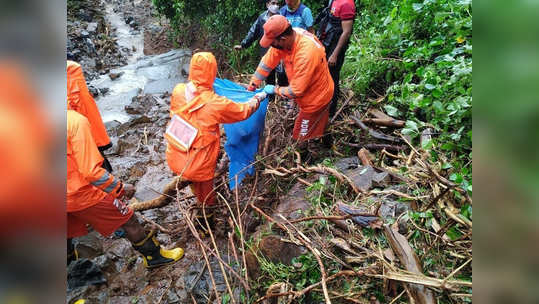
[368,108,393,120]
[351,112,401,142]
[358,148,373,166]
[363,118,405,128]
[129,177,191,211]
[330,90,355,123]
[380,271,472,290]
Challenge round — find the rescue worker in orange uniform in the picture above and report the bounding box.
[165,52,262,218]
[67,110,184,268]
[67,61,113,172]
[247,15,334,147]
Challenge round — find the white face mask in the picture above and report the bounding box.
[268,4,279,14]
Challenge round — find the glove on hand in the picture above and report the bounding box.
[263,85,276,95]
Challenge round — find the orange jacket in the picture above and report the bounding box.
[166,52,259,181]
[67,61,111,149]
[249,28,334,113]
[67,110,122,212]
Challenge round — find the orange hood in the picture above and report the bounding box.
[66,60,83,109]
[188,52,217,91]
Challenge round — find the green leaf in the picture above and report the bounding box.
[447,226,462,240]
[425,83,436,90]
[442,163,453,169]
[412,3,423,11]
[405,120,419,133]
[384,105,400,117]
[432,88,443,98]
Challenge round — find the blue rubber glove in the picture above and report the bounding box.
[263,84,276,95]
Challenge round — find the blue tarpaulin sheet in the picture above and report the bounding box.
[213,78,268,189]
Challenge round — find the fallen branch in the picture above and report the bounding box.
[362,118,405,128]
[139,214,172,234]
[264,164,361,194]
[129,177,191,211]
[358,148,373,166]
[351,112,401,142]
[353,143,406,152]
[177,199,250,292]
[368,109,393,120]
[381,271,472,290]
[330,90,355,123]
[384,225,437,304]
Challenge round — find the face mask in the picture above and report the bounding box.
[268,4,279,14]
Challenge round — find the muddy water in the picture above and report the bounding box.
[103,1,144,63]
[91,0,191,124]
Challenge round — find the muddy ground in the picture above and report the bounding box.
[67,1,472,303]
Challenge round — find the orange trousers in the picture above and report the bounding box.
[190,178,216,206]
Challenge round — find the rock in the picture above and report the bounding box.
[86,38,96,53]
[181,63,190,78]
[67,258,107,291]
[166,290,180,303]
[259,235,305,265]
[108,71,124,80]
[80,30,90,38]
[86,22,98,33]
[378,200,412,220]
[184,256,237,303]
[125,16,134,25]
[99,87,109,95]
[245,251,260,279]
[92,254,112,273]
[106,238,133,259]
[78,10,92,22]
[125,94,153,115]
[345,165,390,192]
[273,182,312,221]
[105,120,121,136]
[335,157,359,171]
[75,231,103,259]
[88,85,99,97]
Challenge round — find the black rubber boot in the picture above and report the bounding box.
[132,231,184,269]
[67,238,78,265]
[193,210,215,238]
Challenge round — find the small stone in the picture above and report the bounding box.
[108,72,124,80]
[80,30,90,38]
[86,22,98,33]
[88,85,99,97]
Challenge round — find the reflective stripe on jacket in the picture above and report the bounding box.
[249,28,334,113]
[67,110,122,212]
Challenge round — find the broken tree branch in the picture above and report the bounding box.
[330,90,355,123]
[129,177,191,211]
[384,225,437,304]
[362,118,405,128]
[351,112,401,142]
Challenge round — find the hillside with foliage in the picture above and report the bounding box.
[151,0,473,303]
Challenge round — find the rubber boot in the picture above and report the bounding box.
[132,231,184,269]
[193,210,214,238]
[67,238,78,265]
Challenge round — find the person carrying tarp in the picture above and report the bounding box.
[67,61,113,172]
[247,15,334,158]
[165,52,262,223]
[67,110,184,268]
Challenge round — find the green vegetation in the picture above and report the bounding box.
[343,0,472,191]
[151,0,473,302]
